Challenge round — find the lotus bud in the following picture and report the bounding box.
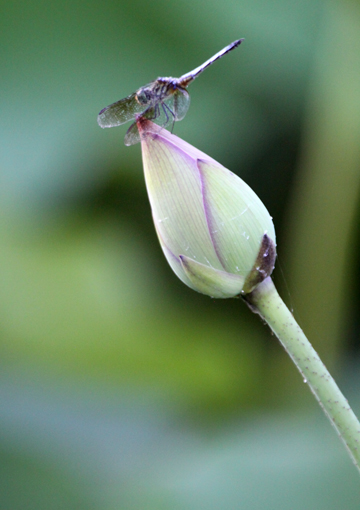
[137,119,276,298]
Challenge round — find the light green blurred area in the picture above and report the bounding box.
[1,0,360,507]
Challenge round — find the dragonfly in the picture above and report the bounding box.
[97,39,244,146]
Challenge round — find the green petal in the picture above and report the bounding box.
[198,159,276,276]
[153,220,197,291]
[141,130,223,270]
[180,255,245,298]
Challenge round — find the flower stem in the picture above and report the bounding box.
[244,276,360,472]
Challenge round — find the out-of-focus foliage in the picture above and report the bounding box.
[1,0,360,508]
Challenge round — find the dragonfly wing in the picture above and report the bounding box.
[124,121,141,146]
[124,106,156,146]
[97,93,145,128]
[173,88,190,121]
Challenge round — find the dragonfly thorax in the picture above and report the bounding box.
[135,87,153,105]
[135,78,179,106]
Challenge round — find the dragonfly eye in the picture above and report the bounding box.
[136,88,152,105]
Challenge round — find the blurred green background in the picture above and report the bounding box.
[1,0,360,508]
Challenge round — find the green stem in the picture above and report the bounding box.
[244,276,360,472]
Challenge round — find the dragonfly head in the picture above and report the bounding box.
[135,86,153,105]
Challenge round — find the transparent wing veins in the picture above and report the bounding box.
[97,93,146,128]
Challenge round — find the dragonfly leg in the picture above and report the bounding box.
[162,102,176,133]
[141,104,158,121]
[161,102,170,126]
[153,103,160,120]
